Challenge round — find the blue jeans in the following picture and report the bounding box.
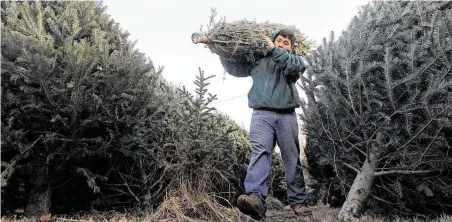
[244,109,308,206]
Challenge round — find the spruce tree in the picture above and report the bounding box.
[1,0,167,216]
[163,68,246,198]
[300,1,452,220]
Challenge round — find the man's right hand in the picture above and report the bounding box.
[262,35,275,52]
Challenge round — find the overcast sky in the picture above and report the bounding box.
[103,0,370,131]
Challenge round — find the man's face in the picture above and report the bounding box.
[274,35,292,52]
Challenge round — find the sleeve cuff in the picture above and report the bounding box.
[273,47,287,54]
[271,47,288,61]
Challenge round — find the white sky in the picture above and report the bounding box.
[103,0,370,131]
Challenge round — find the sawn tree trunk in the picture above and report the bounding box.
[338,133,383,221]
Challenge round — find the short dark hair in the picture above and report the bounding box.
[272,29,296,53]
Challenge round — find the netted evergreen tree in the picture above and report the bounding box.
[300,1,452,221]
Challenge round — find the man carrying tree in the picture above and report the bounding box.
[220,29,312,219]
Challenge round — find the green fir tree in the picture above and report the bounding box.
[300,1,452,220]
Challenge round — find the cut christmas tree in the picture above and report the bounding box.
[192,8,312,63]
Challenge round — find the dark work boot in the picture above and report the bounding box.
[237,194,266,220]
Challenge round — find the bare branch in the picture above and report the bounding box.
[119,172,141,203]
[149,169,167,191]
[211,39,250,45]
[371,194,400,205]
[345,140,368,156]
[343,162,360,174]
[374,169,437,176]
[375,184,399,198]
[103,183,141,188]
[53,218,87,222]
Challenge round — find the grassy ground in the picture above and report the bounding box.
[2,209,452,222]
[2,196,452,222]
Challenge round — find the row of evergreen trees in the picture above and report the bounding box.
[2,0,451,221]
[1,1,281,218]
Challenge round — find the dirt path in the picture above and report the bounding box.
[256,197,339,222]
[265,209,311,222]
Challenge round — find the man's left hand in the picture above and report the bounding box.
[263,35,275,52]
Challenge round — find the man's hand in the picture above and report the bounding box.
[263,35,274,52]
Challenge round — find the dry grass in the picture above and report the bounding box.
[149,194,249,222]
[2,202,452,222]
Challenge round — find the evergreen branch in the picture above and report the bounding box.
[40,80,60,110]
[332,142,347,192]
[332,112,348,151]
[439,1,452,10]
[418,56,440,97]
[416,158,452,168]
[374,169,437,176]
[384,47,396,111]
[1,135,43,180]
[417,125,444,167]
[385,103,450,159]
[344,58,359,117]
[436,18,451,68]
[320,120,345,151]
[375,104,432,162]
